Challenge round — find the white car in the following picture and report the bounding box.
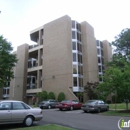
[0,100,43,126]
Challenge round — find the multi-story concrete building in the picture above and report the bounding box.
[0,15,112,104]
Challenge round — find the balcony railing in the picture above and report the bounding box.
[27,84,37,89]
[29,44,38,49]
[3,94,9,98]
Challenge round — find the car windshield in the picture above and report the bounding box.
[61,100,70,103]
[85,100,97,104]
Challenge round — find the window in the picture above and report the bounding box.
[72,42,76,50]
[96,41,99,46]
[98,57,101,63]
[98,66,102,72]
[73,53,77,62]
[97,49,100,55]
[101,50,103,56]
[100,42,103,48]
[78,54,82,63]
[102,58,104,64]
[79,78,83,87]
[0,102,11,110]
[73,77,77,86]
[78,66,83,75]
[13,102,25,110]
[72,31,76,39]
[76,23,81,32]
[32,77,35,84]
[72,21,75,28]
[77,43,82,52]
[77,32,81,42]
[73,65,77,74]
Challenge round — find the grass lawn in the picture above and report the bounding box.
[100,110,130,117]
[109,103,130,110]
[15,124,75,130]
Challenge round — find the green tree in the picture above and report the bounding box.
[36,91,48,102]
[0,35,17,87]
[84,81,99,100]
[47,92,55,99]
[96,62,130,110]
[112,28,130,56]
[58,92,65,102]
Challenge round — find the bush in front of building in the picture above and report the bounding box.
[57,92,65,102]
[36,90,48,102]
[47,92,55,99]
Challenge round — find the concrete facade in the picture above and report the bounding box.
[1,15,112,104]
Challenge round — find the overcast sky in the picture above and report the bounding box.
[0,0,130,51]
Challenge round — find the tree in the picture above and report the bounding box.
[0,35,17,87]
[112,28,130,56]
[57,92,65,102]
[76,92,83,102]
[47,92,55,99]
[84,81,99,100]
[36,91,48,102]
[96,62,130,111]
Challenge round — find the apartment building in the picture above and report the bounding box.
[1,15,112,104]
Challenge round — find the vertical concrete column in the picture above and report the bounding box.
[37,70,40,88]
[38,49,41,66]
[39,30,42,45]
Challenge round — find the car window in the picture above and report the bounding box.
[13,102,25,110]
[61,100,70,103]
[0,102,11,110]
[98,101,102,104]
[22,103,30,109]
[72,100,78,104]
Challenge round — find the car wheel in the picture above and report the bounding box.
[24,116,33,127]
[70,106,74,111]
[106,106,109,111]
[97,107,101,113]
[59,108,62,111]
[48,105,51,109]
[84,110,87,113]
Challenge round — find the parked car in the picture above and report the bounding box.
[81,100,109,113]
[56,100,82,111]
[38,99,58,109]
[0,100,43,126]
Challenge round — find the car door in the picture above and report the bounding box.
[53,100,58,107]
[0,102,12,123]
[11,102,27,122]
[98,100,104,110]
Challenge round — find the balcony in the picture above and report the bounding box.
[29,44,38,49]
[3,94,9,98]
[3,87,10,99]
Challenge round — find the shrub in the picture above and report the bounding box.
[47,92,55,99]
[58,92,65,102]
[36,91,48,102]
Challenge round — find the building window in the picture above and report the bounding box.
[76,23,81,32]
[72,21,75,28]
[77,32,81,42]
[73,77,77,86]
[96,40,99,46]
[99,74,103,82]
[102,58,104,64]
[98,57,101,63]
[79,78,83,87]
[100,42,103,48]
[98,66,102,72]
[78,54,82,63]
[72,31,76,39]
[78,66,83,75]
[73,53,77,62]
[77,43,82,52]
[73,65,77,74]
[72,42,76,50]
[101,50,103,56]
[97,49,100,55]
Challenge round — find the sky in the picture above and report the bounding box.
[0,0,130,51]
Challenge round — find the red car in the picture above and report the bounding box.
[56,100,82,111]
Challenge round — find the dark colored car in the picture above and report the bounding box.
[81,100,109,113]
[38,99,58,109]
[56,100,82,111]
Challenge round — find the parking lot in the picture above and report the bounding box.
[1,108,130,130]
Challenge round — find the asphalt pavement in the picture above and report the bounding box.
[1,109,130,130]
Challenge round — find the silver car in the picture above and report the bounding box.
[81,100,109,113]
[0,100,43,126]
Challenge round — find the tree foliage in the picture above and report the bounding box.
[0,35,17,87]
[47,92,55,99]
[84,81,99,100]
[36,91,48,102]
[57,92,65,102]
